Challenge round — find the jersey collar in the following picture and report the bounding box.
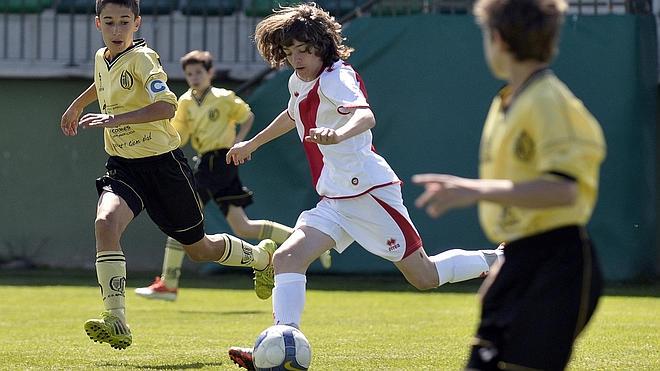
[191,86,212,106]
[103,38,146,70]
[500,67,552,113]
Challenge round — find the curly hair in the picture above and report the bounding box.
[254,3,353,68]
[474,0,567,62]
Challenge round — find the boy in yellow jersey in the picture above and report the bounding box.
[60,0,279,350]
[413,0,606,369]
[135,50,331,301]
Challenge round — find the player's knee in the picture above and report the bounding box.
[94,215,121,240]
[272,248,306,272]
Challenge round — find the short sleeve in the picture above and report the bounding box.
[529,96,606,188]
[319,66,369,113]
[228,92,251,124]
[171,97,190,146]
[134,51,178,107]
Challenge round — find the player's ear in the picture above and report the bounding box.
[134,16,141,31]
[95,16,101,31]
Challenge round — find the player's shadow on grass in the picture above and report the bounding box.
[98,361,224,369]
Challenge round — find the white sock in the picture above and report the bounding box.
[272,273,306,327]
[430,249,489,286]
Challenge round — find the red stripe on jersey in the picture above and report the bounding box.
[299,80,324,188]
[355,71,369,100]
[371,194,423,259]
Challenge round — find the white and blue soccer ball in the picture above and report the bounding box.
[253,325,312,371]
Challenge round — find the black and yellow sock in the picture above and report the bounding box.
[95,251,127,323]
[161,237,185,289]
[257,220,293,245]
[216,234,270,270]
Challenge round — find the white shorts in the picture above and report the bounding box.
[295,184,423,262]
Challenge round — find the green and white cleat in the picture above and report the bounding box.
[319,250,332,269]
[254,239,277,300]
[84,311,132,350]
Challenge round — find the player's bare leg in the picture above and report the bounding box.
[395,246,503,290]
[183,234,278,299]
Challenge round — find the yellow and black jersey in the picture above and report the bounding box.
[94,39,179,158]
[171,87,251,155]
[478,70,606,243]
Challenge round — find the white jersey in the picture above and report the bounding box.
[287,60,399,198]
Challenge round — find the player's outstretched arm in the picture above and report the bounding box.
[227,109,295,165]
[78,101,176,130]
[412,174,578,218]
[61,82,97,136]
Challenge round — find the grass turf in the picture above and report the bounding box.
[0,270,657,370]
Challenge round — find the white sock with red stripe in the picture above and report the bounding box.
[272,273,306,327]
[430,249,490,286]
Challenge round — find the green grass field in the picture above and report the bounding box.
[0,270,658,370]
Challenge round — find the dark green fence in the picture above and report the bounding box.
[0,14,656,281]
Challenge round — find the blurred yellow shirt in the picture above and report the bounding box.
[478,71,606,243]
[172,87,251,155]
[94,39,179,158]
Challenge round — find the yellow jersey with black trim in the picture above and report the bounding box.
[94,39,179,158]
[171,87,251,155]
[478,70,606,243]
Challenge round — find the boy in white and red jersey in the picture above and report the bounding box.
[226,3,503,368]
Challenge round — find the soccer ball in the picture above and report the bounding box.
[253,325,312,371]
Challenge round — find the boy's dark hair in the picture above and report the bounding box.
[95,0,140,17]
[180,50,214,71]
[254,2,353,68]
[474,0,567,62]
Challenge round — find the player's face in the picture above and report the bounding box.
[183,63,213,91]
[96,4,140,58]
[283,40,323,82]
[482,28,509,80]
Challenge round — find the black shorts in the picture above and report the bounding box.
[468,226,602,371]
[95,149,205,245]
[194,148,254,216]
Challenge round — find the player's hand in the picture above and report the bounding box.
[412,174,481,218]
[304,127,340,145]
[61,105,83,136]
[226,140,255,165]
[78,113,121,129]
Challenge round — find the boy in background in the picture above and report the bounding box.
[414,0,606,369]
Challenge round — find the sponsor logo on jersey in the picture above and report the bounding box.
[149,80,168,94]
[120,70,134,90]
[386,238,400,251]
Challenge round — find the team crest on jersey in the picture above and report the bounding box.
[208,108,219,121]
[514,131,535,162]
[120,70,134,90]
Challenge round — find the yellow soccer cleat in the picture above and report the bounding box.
[254,239,277,300]
[84,311,132,350]
[318,250,332,269]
